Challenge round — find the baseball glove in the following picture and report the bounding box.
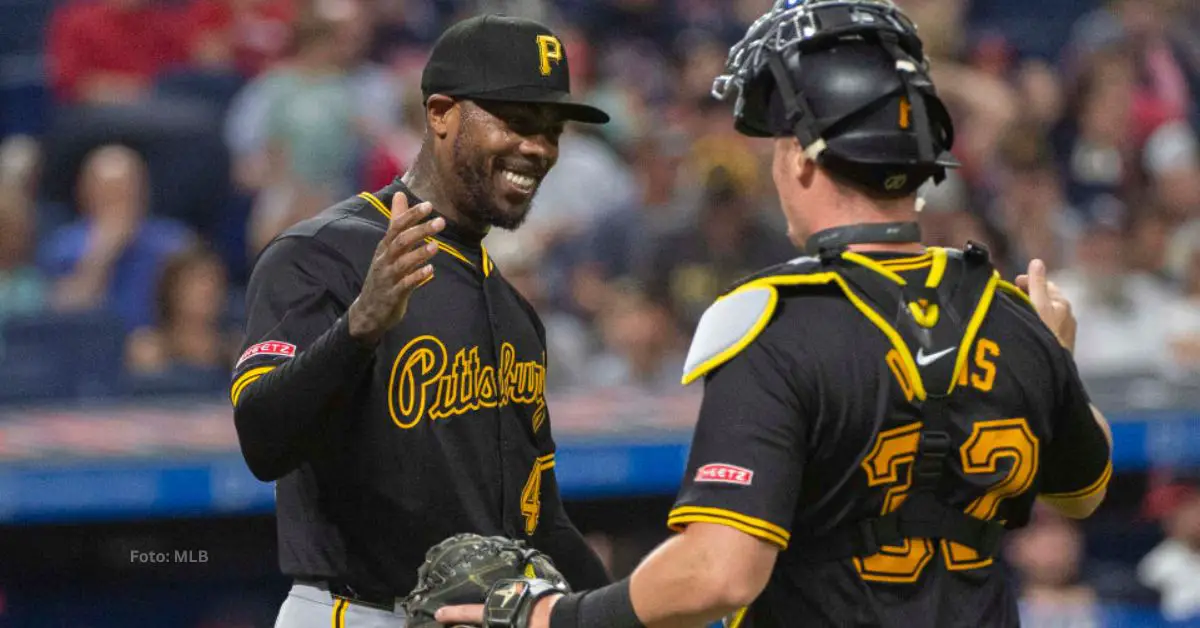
[402,533,570,628]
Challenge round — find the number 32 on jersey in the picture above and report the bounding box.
[856,418,1040,583]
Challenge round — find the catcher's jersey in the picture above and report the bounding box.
[231,180,577,596]
[669,250,1111,628]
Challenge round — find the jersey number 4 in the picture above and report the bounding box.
[856,418,1040,583]
[521,454,556,535]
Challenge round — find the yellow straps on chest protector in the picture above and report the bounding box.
[680,248,1003,395]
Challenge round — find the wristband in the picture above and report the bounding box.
[549,578,644,628]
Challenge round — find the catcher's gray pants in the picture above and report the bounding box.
[275,581,408,628]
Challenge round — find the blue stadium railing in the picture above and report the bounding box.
[0,408,1196,524]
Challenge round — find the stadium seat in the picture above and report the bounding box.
[0,309,126,404]
[0,0,56,137]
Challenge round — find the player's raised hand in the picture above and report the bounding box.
[348,194,445,343]
[1015,258,1077,353]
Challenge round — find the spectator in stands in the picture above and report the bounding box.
[228,10,365,254]
[641,165,793,332]
[1143,120,1200,226]
[1064,0,1196,140]
[1055,46,1142,216]
[987,128,1082,273]
[228,0,402,255]
[46,0,185,105]
[1052,203,1175,377]
[125,245,238,385]
[362,75,426,191]
[1139,476,1200,622]
[488,243,592,392]
[183,0,296,77]
[1142,120,1200,285]
[583,279,685,392]
[1007,508,1101,628]
[37,145,193,330]
[570,129,691,320]
[0,184,46,324]
[1163,234,1200,378]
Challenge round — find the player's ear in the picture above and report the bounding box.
[776,137,814,188]
[795,140,819,190]
[425,95,458,139]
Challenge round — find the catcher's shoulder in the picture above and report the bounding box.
[682,255,827,386]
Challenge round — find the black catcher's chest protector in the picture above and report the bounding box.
[795,241,1007,565]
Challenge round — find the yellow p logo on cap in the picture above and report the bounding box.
[536,35,563,76]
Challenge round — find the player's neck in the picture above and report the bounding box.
[401,148,488,239]
[803,194,925,254]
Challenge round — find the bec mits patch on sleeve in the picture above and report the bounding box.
[236,341,298,368]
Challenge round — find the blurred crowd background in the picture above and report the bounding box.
[1,0,1200,626]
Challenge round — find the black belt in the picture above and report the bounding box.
[306,579,400,612]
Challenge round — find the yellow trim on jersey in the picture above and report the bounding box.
[481,244,493,276]
[1039,461,1113,505]
[878,252,932,267]
[667,506,790,549]
[361,191,490,276]
[230,366,277,407]
[946,271,999,395]
[681,284,782,385]
[669,506,791,539]
[424,237,475,268]
[727,607,749,628]
[925,247,948,288]
[841,251,907,285]
[997,280,1035,310]
[878,259,934,272]
[360,191,391,218]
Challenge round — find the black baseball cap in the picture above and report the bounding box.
[420,14,610,124]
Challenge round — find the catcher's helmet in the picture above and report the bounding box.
[713,0,958,196]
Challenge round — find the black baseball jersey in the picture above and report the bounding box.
[230,180,608,599]
[668,249,1111,628]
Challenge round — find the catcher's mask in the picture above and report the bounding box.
[713,0,959,197]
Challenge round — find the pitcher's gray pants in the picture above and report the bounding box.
[275,581,408,628]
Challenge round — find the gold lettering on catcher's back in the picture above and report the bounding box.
[536,35,563,76]
[388,335,547,430]
[956,337,1000,393]
[855,417,1038,582]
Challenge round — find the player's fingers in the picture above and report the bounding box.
[390,189,412,218]
[1025,259,1051,313]
[389,216,446,256]
[434,604,485,625]
[394,263,434,294]
[388,242,439,286]
[386,201,433,241]
[1014,274,1029,292]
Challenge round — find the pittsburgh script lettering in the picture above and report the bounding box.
[388,335,547,430]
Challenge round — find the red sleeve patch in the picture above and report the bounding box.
[695,463,754,486]
[236,340,296,368]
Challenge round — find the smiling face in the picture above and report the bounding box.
[441,99,564,231]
